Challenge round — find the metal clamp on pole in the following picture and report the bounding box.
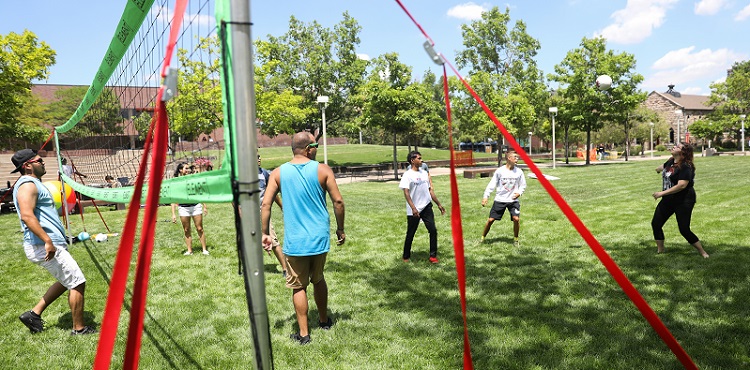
[423,40,444,65]
[161,67,178,102]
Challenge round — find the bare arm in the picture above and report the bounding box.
[429,187,446,215]
[274,194,282,211]
[320,164,345,245]
[17,182,56,261]
[261,169,281,250]
[403,188,419,218]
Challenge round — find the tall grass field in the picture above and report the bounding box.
[0,153,748,369]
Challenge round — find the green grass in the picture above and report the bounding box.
[1,155,749,369]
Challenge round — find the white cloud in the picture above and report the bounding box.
[694,0,726,16]
[643,46,748,93]
[356,54,370,61]
[595,0,678,44]
[446,2,488,21]
[735,4,750,21]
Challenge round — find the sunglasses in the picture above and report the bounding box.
[307,142,319,148]
[26,158,44,165]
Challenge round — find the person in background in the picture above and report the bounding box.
[481,150,526,247]
[258,153,286,277]
[105,175,122,188]
[651,143,709,258]
[60,158,87,179]
[399,151,445,264]
[171,163,209,255]
[261,132,346,345]
[11,149,96,335]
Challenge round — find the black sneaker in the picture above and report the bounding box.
[71,326,98,336]
[19,311,44,333]
[290,333,311,345]
[319,317,333,330]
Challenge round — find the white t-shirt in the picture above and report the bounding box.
[399,168,432,216]
[483,165,526,203]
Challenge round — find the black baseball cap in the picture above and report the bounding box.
[10,149,38,174]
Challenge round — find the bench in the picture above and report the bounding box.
[463,168,496,179]
[347,164,385,182]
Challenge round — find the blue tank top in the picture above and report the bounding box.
[13,176,67,245]
[279,161,330,256]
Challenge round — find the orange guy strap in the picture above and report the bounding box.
[93,0,188,368]
[393,1,698,369]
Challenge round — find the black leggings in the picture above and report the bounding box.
[403,203,438,259]
[651,197,699,245]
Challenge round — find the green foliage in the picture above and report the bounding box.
[453,6,546,144]
[133,111,153,140]
[708,60,750,116]
[689,119,725,144]
[254,13,368,137]
[0,30,55,141]
[167,36,223,141]
[80,88,123,135]
[656,144,667,151]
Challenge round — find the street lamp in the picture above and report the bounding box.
[528,132,533,155]
[317,95,329,164]
[549,107,557,169]
[649,122,654,158]
[741,114,746,155]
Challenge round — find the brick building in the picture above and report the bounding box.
[642,84,714,144]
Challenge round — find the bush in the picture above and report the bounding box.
[721,140,737,149]
[656,144,667,152]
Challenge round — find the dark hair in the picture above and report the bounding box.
[407,151,421,163]
[105,175,114,181]
[174,163,186,177]
[679,143,695,172]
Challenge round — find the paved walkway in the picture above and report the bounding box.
[335,154,673,185]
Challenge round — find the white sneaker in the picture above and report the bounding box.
[202,250,210,255]
[183,251,193,256]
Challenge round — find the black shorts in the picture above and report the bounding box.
[489,201,520,220]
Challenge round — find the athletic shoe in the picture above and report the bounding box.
[402,258,410,263]
[481,236,485,243]
[19,311,44,333]
[290,333,311,345]
[202,250,209,255]
[429,257,439,264]
[513,240,520,247]
[319,317,333,330]
[71,326,98,336]
[183,251,193,256]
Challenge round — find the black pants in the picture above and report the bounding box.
[403,203,438,259]
[651,197,699,245]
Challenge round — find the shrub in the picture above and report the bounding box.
[721,140,737,149]
[656,144,667,152]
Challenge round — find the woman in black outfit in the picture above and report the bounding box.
[651,143,709,258]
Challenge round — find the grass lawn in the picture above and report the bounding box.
[0,155,748,369]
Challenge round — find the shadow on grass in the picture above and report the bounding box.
[81,241,204,370]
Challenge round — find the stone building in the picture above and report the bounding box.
[642,84,714,144]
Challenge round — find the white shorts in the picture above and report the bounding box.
[24,243,86,290]
[178,203,203,217]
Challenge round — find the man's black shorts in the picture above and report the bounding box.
[489,201,520,220]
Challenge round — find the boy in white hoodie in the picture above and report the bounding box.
[481,150,526,246]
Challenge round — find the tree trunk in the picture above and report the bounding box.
[585,129,591,165]
[564,127,570,164]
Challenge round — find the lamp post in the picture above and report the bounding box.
[317,95,329,164]
[528,132,533,155]
[649,122,654,158]
[549,107,557,169]
[741,114,746,155]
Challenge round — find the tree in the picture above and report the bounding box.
[688,119,725,150]
[0,30,56,142]
[359,53,422,179]
[549,36,643,164]
[254,13,368,137]
[707,60,750,143]
[167,36,223,141]
[454,6,546,164]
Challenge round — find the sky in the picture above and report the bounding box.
[2,0,749,96]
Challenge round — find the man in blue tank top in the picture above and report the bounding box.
[11,149,96,335]
[261,132,346,345]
